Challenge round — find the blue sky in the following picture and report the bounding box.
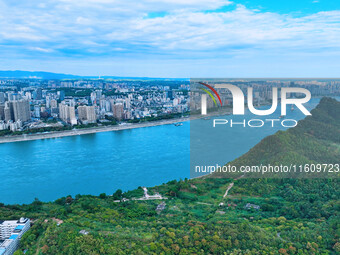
[0,0,339,77]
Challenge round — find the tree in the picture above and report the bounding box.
[42,245,49,254]
[113,189,123,200]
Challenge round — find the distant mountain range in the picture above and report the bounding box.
[0,70,79,79]
[0,70,187,81]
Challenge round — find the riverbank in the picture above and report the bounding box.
[0,117,190,144]
[0,107,235,144]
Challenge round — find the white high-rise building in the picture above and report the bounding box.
[59,103,77,125]
[50,99,58,109]
[46,96,51,108]
[0,218,30,255]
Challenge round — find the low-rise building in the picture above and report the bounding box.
[244,203,260,210]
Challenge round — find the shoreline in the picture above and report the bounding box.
[0,117,190,144]
[0,108,233,144]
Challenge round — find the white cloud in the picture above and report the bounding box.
[29,47,54,53]
[103,4,340,54]
[0,0,339,63]
[55,0,232,14]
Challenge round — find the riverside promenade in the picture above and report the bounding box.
[0,117,189,144]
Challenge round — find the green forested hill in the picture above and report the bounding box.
[224,97,340,178]
[1,98,339,255]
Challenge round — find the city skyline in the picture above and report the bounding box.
[0,78,339,136]
[0,0,340,77]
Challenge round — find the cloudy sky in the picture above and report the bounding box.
[0,0,339,77]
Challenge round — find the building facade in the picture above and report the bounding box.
[78,106,96,124]
[59,103,77,125]
[0,218,30,255]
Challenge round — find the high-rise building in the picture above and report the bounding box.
[112,103,124,120]
[50,99,58,109]
[45,96,51,108]
[0,105,4,120]
[78,106,96,123]
[34,105,40,118]
[95,90,102,100]
[25,91,32,100]
[4,102,12,122]
[105,101,111,112]
[59,103,77,125]
[77,106,86,121]
[2,100,30,122]
[59,104,67,120]
[58,90,65,101]
[90,92,96,105]
[11,100,31,122]
[167,90,174,100]
[36,88,42,100]
[99,99,106,111]
[0,92,5,104]
[87,106,96,123]
[8,93,20,101]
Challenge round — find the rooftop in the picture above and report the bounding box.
[0,220,18,225]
